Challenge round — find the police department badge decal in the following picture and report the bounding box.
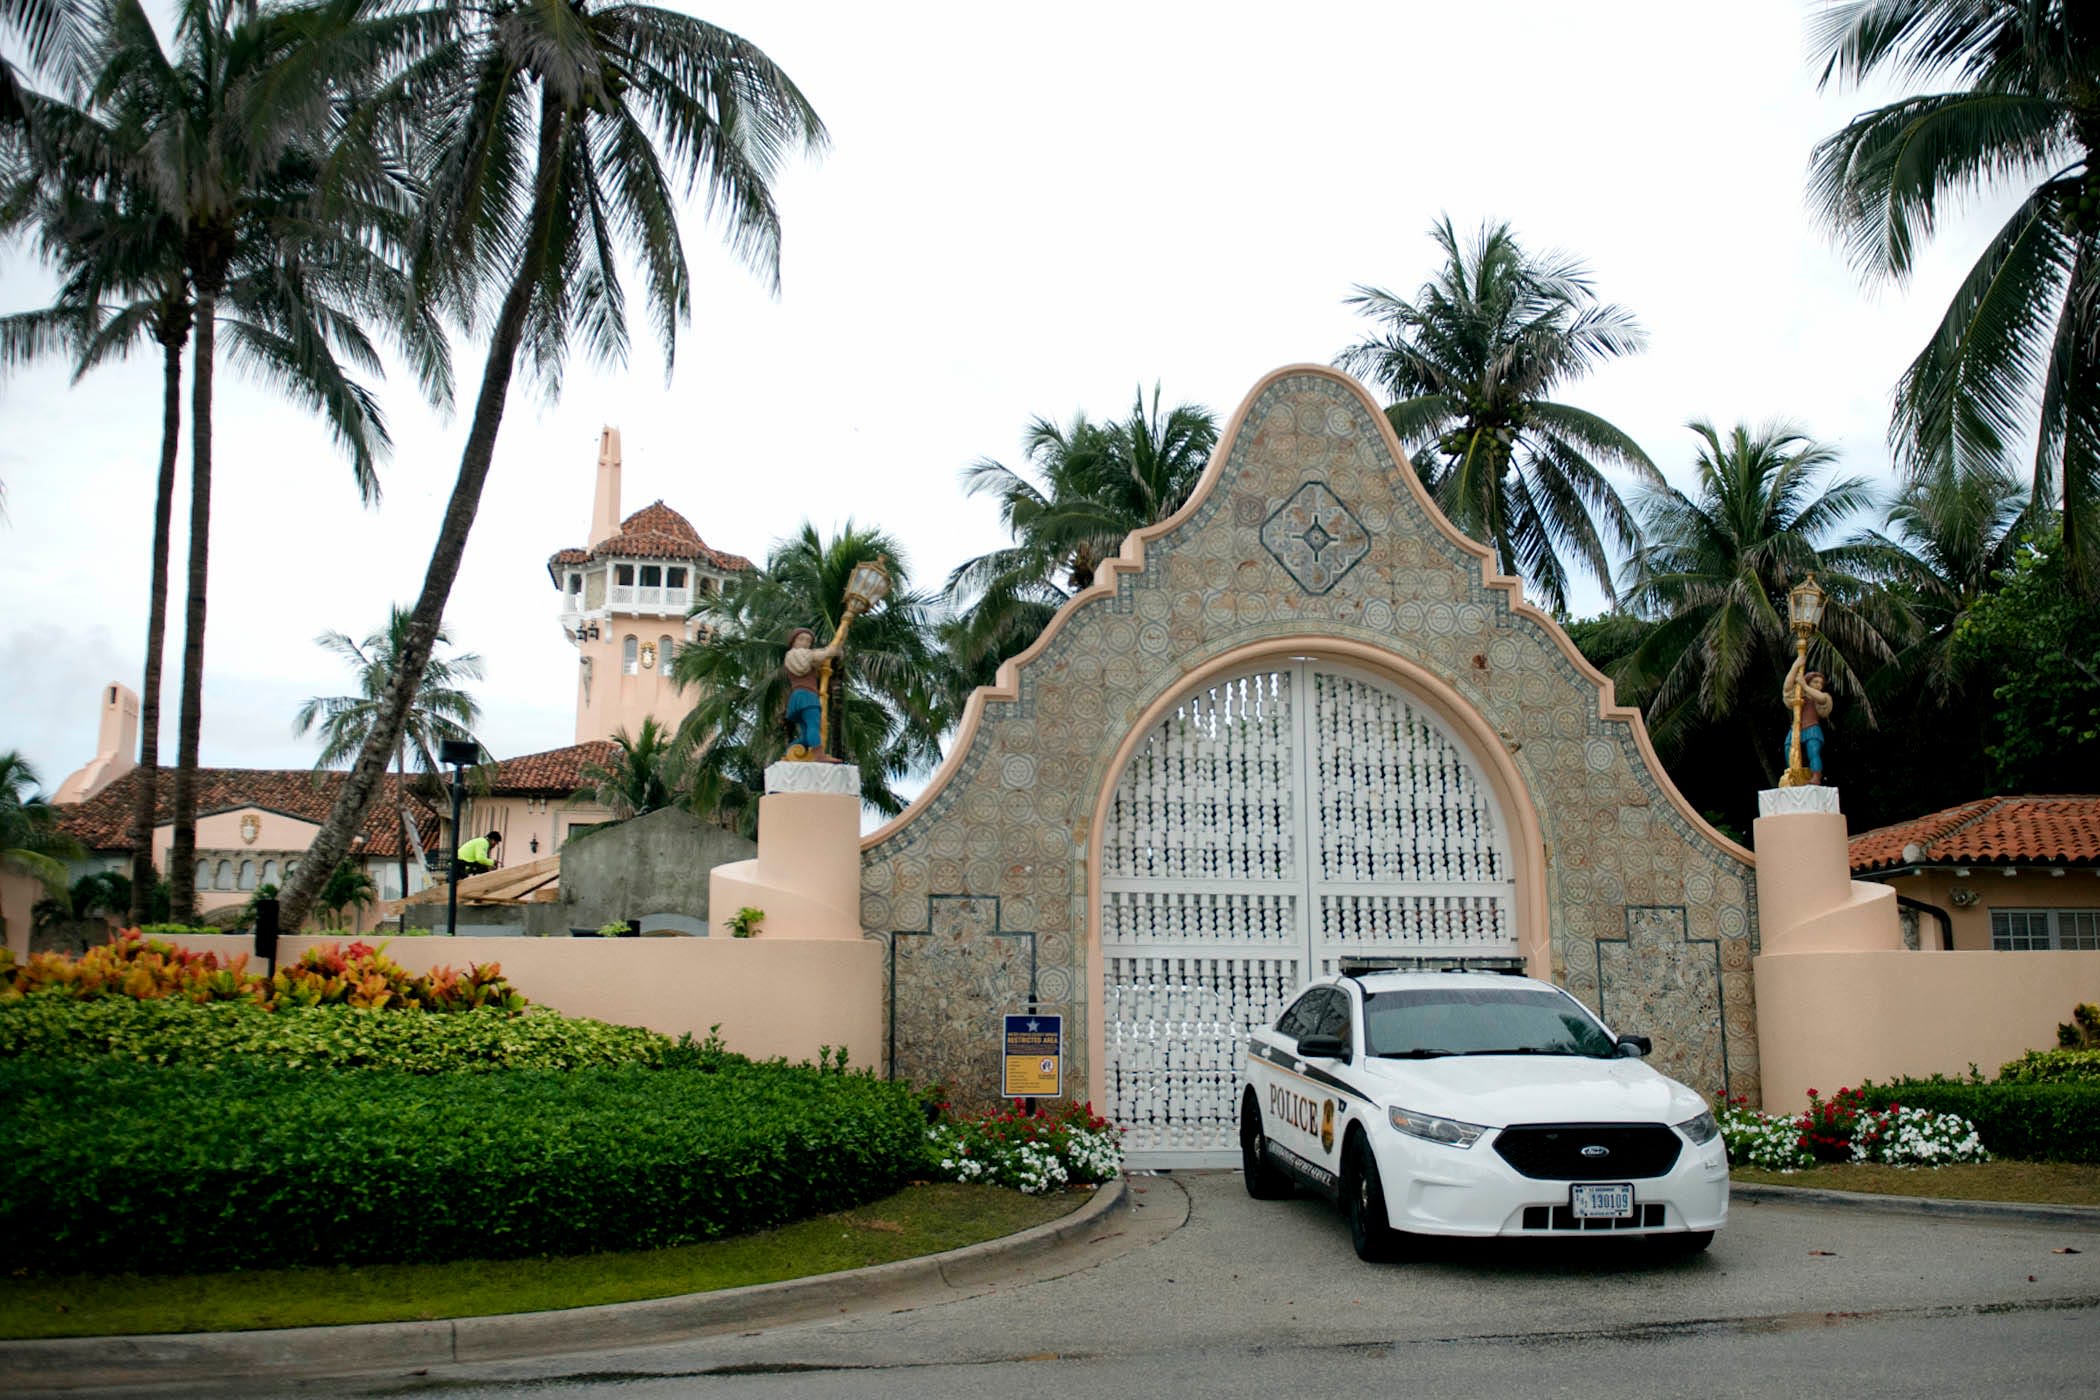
[1321,1100,1335,1153]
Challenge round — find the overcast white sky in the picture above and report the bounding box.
[0,1,2020,793]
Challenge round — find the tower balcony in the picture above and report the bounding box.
[607,583,692,615]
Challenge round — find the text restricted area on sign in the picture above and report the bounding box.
[1002,1014,1062,1098]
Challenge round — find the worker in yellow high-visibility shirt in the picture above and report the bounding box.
[455,830,502,878]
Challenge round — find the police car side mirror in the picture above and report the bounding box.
[1615,1034,1652,1058]
[1297,1033,1346,1060]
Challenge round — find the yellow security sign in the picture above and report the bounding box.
[1002,1014,1063,1098]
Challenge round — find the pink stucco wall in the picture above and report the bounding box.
[1753,949,2100,1110]
[1875,869,2100,951]
[150,933,885,1069]
[1,870,42,960]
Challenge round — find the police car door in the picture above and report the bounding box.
[1268,987,1346,1179]
[1298,987,1352,1173]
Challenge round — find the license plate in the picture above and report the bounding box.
[1571,1182,1635,1219]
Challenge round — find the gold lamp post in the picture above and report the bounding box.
[1780,572,1827,788]
[816,556,893,759]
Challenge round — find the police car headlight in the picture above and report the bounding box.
[1388,1105,1487,1149]
[1675,1110,1720,1147]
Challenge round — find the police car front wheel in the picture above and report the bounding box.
[1343,1138,1402,1263]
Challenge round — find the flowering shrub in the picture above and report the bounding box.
[0,931,523,1013]
[1716,1087,1987,1170]
[1998,1047,2100,1084]
[925,1100,1124,1194]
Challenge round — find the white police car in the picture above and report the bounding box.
[1240,965,1727,1260]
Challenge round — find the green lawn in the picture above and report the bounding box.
[1732,1160,2100,1206]
[0,1182,1091,1341]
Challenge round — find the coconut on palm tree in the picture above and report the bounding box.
[675,525,945,831]
[294,605,483,916]
[1616,421,1895,780]
[945,385,1216,695]
[1810,0,2100,580]
[278,0,825,930]
[1337,217,1660,613]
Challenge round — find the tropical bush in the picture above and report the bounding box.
[925,1100,1124,1195]
[1998,1048,2100,1085]
[1715,1088,1988,1170]
[0,1057,929,1274]
[0,931,520,1012]
[0,999,673,1073]
[1861,1080,2100,1165]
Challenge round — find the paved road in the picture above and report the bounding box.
[91,1174,2100,1399]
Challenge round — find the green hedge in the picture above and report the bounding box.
[0,997,678,1073]
[1862,1079,2100,1163]
[0,1059,929,1274]
[1997,1047,2100,1085]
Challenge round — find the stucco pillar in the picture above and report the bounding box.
[1751,787,1902,954]
[1753,785,1908,1108]
[707,764,864,940]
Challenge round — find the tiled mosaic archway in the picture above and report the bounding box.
[861,367,1761,1112]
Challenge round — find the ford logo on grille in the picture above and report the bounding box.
[1580,1145,1610,1158]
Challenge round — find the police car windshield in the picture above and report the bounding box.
[1364,987,1617,1059]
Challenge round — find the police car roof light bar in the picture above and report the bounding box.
[1335,954,1529,977]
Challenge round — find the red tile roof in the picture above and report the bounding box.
[1850,796,2100,873]
[58,768,441,857]
[545,502,753,585]
[472,741,620,795]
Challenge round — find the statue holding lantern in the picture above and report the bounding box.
[782,556,893,763]
[1779,573,1833,786]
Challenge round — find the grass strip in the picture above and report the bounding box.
[0,1183,1089,1341]
[1732,1160,2100,1206]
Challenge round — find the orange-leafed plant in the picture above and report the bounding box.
[0,930,259,1004]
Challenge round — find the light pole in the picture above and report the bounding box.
[1780,573,1827,788]
[438,738,479,935]
[815,556,893,761]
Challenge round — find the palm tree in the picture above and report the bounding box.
[1615,421,1895,780]
[278,0,825,930]
[576,716,686,821]
[1,751,83,950]
[1846,464,2031,692]
[314,859,375,932]
[945,386,1216,694]
[1809,1,2100,580]
[674,524,946,830]
[1336,217,1659,613]
[0,111,189,923]
[294,605,482,914]
[63,0,449,919]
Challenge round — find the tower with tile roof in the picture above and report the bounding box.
[548,428,752,745]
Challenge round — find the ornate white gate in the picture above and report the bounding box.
[1101,662,1519,1165]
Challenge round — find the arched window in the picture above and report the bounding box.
[623,635,639,674]
[285,859,299,880]
[195,859,211,890]
[261,860,278,886]
[213,860,233,890]
[659,635,675,669]
[237,860,255,891]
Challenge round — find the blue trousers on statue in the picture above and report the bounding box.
[1782,723,1824,776]
[787,689,822,749]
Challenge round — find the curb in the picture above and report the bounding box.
[0,1177,1132,1393]
[1731,1181,2100,1228]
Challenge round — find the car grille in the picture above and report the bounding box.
[1492,1123,1682,1180]
[1521,1203,1667,1231]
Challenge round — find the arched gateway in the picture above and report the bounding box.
[1101,661,1518,1161]
[862,367,1761,1163]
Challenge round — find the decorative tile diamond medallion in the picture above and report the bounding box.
[1261,482,1370,594]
